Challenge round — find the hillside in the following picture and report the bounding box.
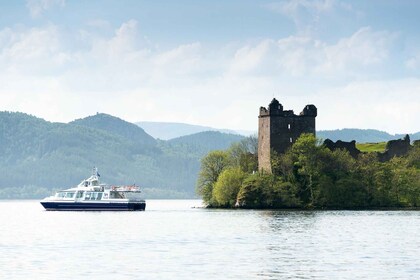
[136,121,253,140]
[73,113,156,146]
[0,112,243,198]
[167,131,245,158]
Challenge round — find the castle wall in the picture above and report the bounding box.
[323,139,361,158]
[258,99,317,172]
[270,115,316,155]
[258,114,271,173]
[379,135,411,161]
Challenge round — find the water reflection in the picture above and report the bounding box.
[253,210,420,279]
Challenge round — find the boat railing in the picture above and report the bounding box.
[105,185,141,192]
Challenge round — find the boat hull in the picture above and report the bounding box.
[40,201,146,211]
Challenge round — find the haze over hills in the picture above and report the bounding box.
[137,121,419,142]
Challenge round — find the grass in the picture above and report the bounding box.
[356,142,387,153]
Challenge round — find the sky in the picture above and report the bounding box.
[0,0,419,134]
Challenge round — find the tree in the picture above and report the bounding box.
[212,167,245,207]
[227,136,258,173]
[196,150,230,205]
[236,173,300,209]
[289,133,324,206]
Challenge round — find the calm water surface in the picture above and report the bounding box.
[0,200,419,279]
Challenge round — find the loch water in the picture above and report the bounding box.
[0,200,419,279]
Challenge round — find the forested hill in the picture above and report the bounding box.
[72,113,156,147]
[0,112,244,198]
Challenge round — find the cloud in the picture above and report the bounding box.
[314,78,420,133]
[266,0,363,38]
[316,27,396,75]
[405,53,420,70]
[229,40,274,74]
[227,27,395,78]
[0,25,70,75]
[153,42,202,77]
[26,0,65,18]
[0,21,416,134]
[266,0,346,34]
[268,0,335,15]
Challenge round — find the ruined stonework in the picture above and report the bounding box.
[379,134,411,162]
[323,135,412,161]
[258,98,317,172]
[323,139,361,158]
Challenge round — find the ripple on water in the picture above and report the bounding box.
[0,200,419,279]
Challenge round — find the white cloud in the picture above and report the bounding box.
[153,43,202,77]
[227,27,395,78]
[26,0,65,18]
[229,40,274,74]
[316,27,396,75]
[405,53,420,70]
[0,21,417,134]
[266,0,350,35]
[0,25,70,75]
[268,0,335,15]
[314,79,420,133]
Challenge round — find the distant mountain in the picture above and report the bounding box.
[136,121,254,140]
[0,112,244,198]
[72,113,156,145]
[168,131,245,158]
[317,129,420,143]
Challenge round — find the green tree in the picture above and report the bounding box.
[196,150,230,205]
[289,133,324,206]
[212,167,246,207]
[227,136,258,173]
[237,173,300,208]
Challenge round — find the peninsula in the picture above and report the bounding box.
[197,98,420,209]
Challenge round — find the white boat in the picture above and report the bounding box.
[40,168,146,211]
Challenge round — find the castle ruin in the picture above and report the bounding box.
[258,98,317,172]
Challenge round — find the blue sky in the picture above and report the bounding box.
[0,0,419,133]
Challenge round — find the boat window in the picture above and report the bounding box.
[91,180,99,186]
[110,191,124,199]
[57,192,66,198]
[90,192,97,200]
[76,191,84,198]
[65,192,75,198]
[84,192,92,200]
[97,193,103,200]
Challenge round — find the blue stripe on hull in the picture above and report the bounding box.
[40,202,146,211]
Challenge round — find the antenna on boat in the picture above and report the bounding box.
[93,167,100,177]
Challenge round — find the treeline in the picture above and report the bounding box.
[197,134,420,209]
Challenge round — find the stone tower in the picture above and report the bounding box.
[258,98,317,173]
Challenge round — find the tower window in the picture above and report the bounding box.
[288,124,291,130]
[290,137,293,143]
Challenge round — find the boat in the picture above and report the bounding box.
[40,168,146,211]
